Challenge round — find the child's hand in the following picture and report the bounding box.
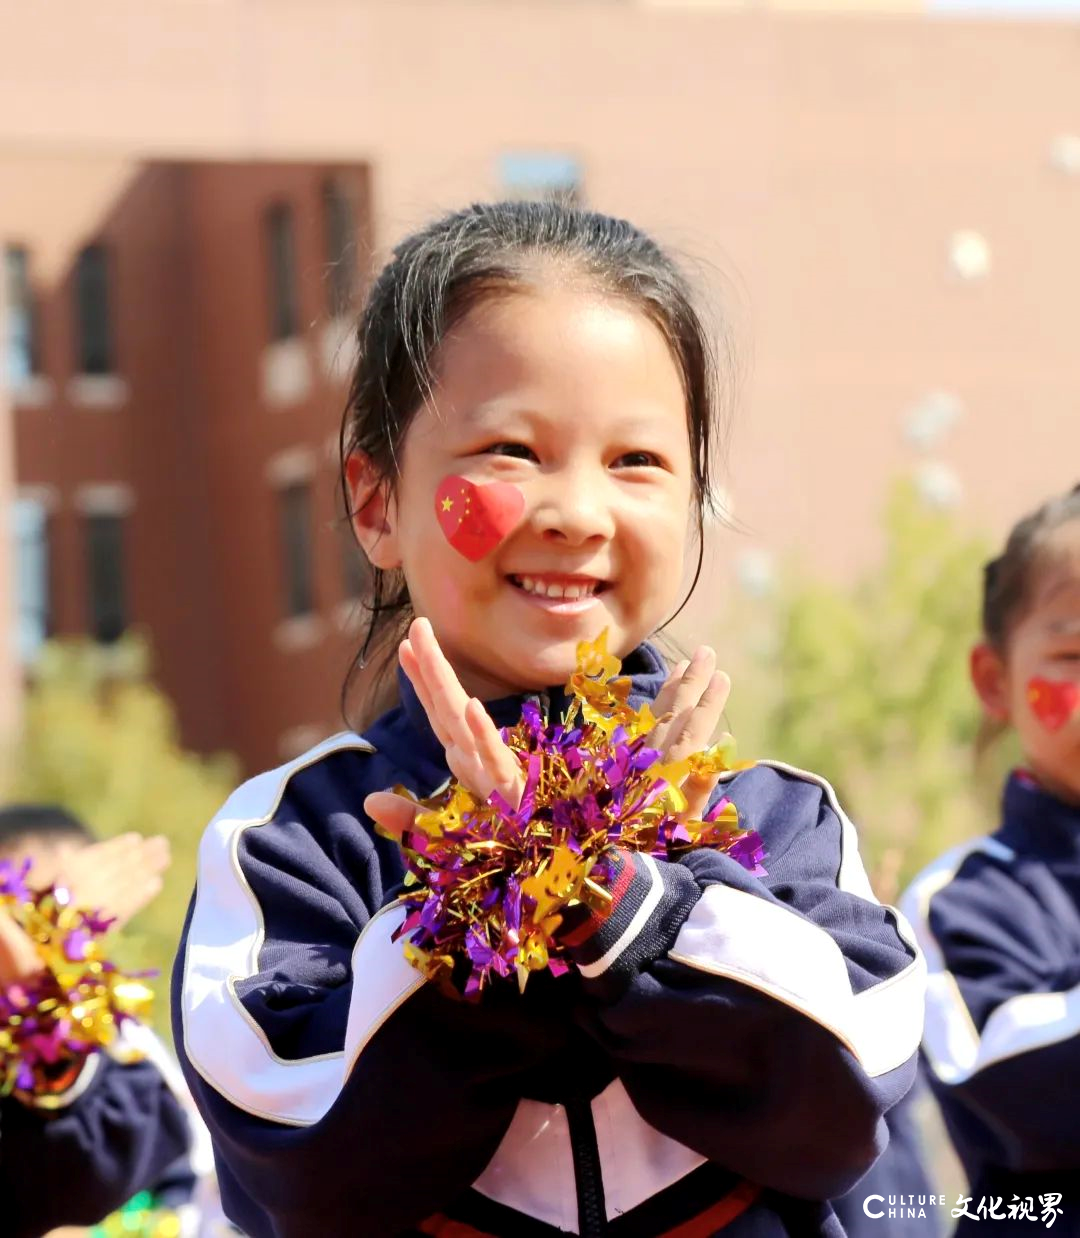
[365,617,526,840]
[649,646,732,820]
[51,833,171,930]
[0,904,43,985]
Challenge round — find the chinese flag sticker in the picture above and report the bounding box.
[1027,678,1080,732]
[434,475,524,562]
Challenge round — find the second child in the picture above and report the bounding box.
[902,485,1080,1235]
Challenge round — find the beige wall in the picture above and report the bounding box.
[4,0,1080,755]
[3,5,1078,580]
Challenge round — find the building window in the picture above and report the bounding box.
[85,512,127,642]
[74,244,113,375]
[323,180,357,319]
[4,245,39,385]
[12,498,51,663]
[499,151,582,204]
[278,481,315,617]
[266,204,299,341]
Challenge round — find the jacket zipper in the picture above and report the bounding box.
[565,1096,606,1237]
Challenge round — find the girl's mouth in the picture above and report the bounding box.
[506,574,611,612]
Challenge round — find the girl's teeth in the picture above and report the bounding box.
[515,576,596,600]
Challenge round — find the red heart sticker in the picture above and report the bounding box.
[434,475,524,562]
[1027,678,1080,732]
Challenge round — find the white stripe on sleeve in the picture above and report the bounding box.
[668,761,925,1078]
[181,733,424,1126]
[900,838,1080,1084]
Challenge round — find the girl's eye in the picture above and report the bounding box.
[614,451,663,469]
[485,442,538,461]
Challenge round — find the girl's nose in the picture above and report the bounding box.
[529,474,616,546]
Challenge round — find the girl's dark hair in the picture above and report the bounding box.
[339,199,730,726]
[981,483,1080,649]
[0,804,92,856]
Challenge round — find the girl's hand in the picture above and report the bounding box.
[0,833,169,988]
[52,833,171,931]
[0,905,42,985]
[648,646,732,820]
[364,625,733,840]
[365,618,525,840]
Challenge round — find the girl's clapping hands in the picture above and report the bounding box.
[365,617,731,839]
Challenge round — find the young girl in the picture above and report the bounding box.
[173,201,925,1238]
[901,485,1080,1235]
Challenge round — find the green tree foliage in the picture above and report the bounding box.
[721,480,1012,901]
[2,636,237,1036]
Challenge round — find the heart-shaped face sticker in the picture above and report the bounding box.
[434,475,525,562]
[1027,678,1080,732]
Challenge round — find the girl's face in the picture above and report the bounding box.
[352,283,695,700]
[972,522,1080,804]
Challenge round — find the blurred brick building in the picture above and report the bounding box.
[2,160,373,767]
[3,0,1080,772]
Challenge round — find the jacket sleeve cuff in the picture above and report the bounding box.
[562,850,699,997]
[17,1052,101,1110]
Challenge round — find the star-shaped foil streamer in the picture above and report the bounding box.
[0,860,154,1098]
[384,631,766,997]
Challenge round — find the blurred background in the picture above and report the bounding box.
[1,0,1077,1078]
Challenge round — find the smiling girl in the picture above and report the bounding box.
[173,201,925,1238]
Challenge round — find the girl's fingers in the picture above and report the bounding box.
[653,646,716,755]
[134,835,172,878]
[445,744,494,802]
[649,659,690,750]
[114,873,165,926]
[0,906,46,984]
[400,622,522,805]
[665,670,731,764]
[399,638,455,748]
[651,659,690,726]
[363,791,422,840]
[51,834,173,928]
[465,699,525,807]
[409,619,475,754]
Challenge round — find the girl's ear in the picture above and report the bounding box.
[344,451,401,570]
[970,642,1010,722]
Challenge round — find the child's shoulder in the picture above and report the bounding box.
[196,728,411,889]
[719,758,848,817]
[211,731,379,827]
[899,832,1019,935]
[718,759,873,890]
[719,758,859,843]
[203,726,428,859]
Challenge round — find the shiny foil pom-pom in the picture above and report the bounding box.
[90,1191,184,1238]
[0,860,155,1099]
[383,631,765,997]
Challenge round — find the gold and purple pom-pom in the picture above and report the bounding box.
[90,1191,184,1238]
[0,859,155,1099]
[386,631,766,997]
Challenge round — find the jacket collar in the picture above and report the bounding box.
[999,769,1080,860]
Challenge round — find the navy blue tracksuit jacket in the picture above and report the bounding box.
[1,1038,191,1237]
[174,642,926,1237]
[902,771,1080,1235]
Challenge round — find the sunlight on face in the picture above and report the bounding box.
[1004,523,1080,803]
[389,283,696,700]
